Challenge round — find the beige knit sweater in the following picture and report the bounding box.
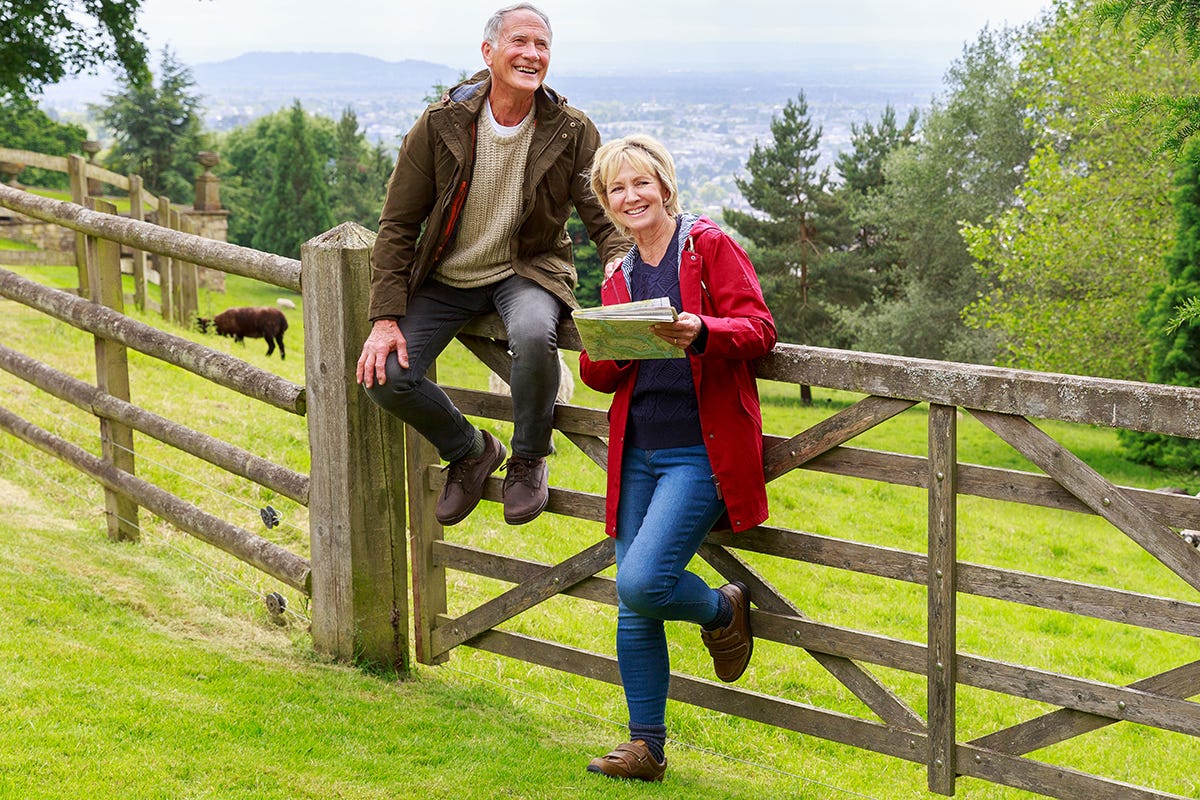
[434,106,536,288]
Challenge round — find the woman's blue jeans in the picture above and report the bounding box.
[614,444,726,727]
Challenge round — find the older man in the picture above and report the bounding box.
[357,3,626,526]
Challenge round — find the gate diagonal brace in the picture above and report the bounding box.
[430,538,615,658]
[971,409,1200,594]
[970,658,1200,756]
[700,540,927,732]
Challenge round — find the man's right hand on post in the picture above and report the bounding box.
[356,318,408,388]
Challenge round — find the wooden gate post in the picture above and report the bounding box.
[302,222,409,673]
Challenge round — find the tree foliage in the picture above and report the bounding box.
[219,104,389,254]
[0,0,149,100]
[847,26,1033,363]
[964,0,1191,379]
[252,101,335,259]
[1096,0,1200,153]
[723,92,846,345]
[330,108,392,232]
[1120,137,1200,468]
[0,98,87,189]
[92,48,207,203]
[823,105,919,345]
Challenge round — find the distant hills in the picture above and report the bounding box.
[190,52,463,95]
[42,48,944,116]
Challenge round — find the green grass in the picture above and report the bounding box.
[0,237,38,251]
[0,264,1197,799]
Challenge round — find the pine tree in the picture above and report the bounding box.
[93,48,205,203]
[824,105,920,339]
[254,101,335,259]
[330,108,389,231]
[1121,137,1200,470]
[723,92,843,347]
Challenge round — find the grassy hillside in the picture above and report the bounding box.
[0,264,1196,799]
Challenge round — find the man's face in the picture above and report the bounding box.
[482,9,551,98]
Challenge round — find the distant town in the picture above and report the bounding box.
[41,51,947,218]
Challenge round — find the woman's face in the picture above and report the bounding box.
[604,161,671,241]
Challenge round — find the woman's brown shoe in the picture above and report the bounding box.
[701,581,753,682]
[586,740,666,782]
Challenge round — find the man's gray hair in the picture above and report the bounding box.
[484,3,552,46]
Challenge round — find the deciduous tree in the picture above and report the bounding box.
[0,0,149,100]
[964,1,1191,379]
[0,98,87,189]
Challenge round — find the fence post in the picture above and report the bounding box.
[68,154,90,297]
[927,403,958,795]
[177,214,199,326]
[87,197,140,542]
[301,222,409,673]
[157,196,173,321]
[129,175,148,311]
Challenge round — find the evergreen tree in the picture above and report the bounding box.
[568,210,601,307]
[723,92,843,347]
[823,105,920,345]
[835,105,919,198]
[1121,137,1200,469]
[219,106,338,249]
[254,101,335,259]
[93,48,206,203]
[1097,0,1200,153]
[330,107,390,231]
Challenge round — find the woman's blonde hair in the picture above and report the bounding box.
[589,134,682,235]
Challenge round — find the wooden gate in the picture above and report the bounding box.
[409,316,1200,799]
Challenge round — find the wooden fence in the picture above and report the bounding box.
[0,181,408,670]
[407,322,1200,799]
[2,179,1199,798]
[0,146,208,323]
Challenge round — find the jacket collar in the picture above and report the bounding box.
[445,68,565,116]
[619,213,703,288]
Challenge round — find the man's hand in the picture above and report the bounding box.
[356,319,408,388]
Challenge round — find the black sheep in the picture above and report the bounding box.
[206,306,289,359]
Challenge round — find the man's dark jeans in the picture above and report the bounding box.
[363,274,562,462]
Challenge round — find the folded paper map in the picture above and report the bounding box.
[572,297,683,360]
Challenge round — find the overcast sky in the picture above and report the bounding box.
[136,0,1058,73]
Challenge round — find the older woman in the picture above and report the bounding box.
[580,134,776,782]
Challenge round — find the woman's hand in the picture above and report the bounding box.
[652,311,703,350]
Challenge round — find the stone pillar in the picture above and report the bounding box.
[81,140,103,196]
[181,150,229,292]
[193,151,221,211]
[0,161,23,189]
